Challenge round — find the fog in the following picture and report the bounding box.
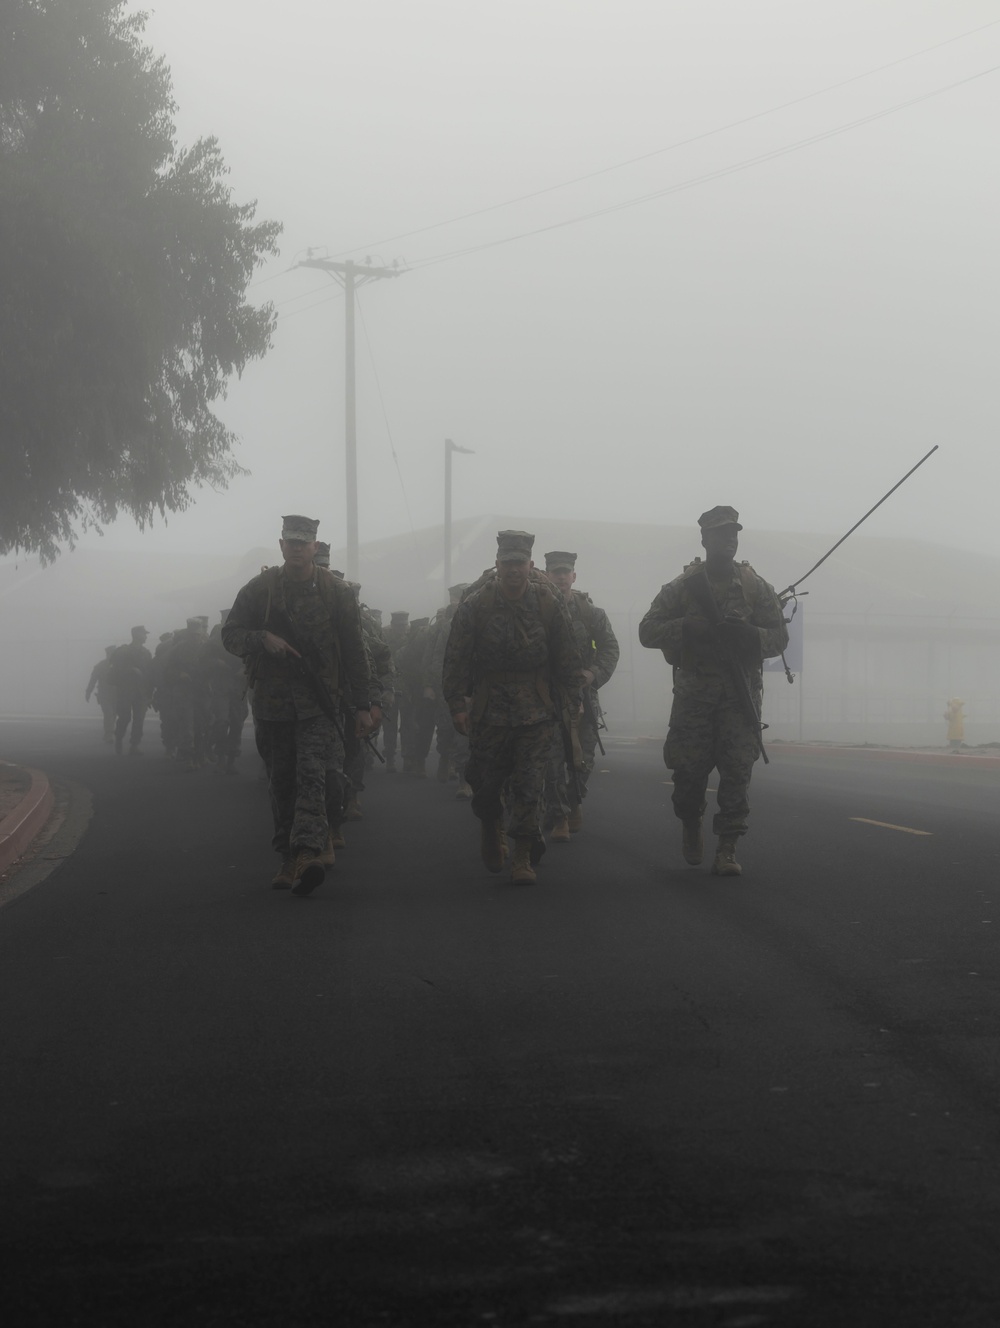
[4,1,1000,745]
[3,0,996,561]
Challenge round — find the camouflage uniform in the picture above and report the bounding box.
[222,554,370,860]
[638,511,787,841]
[380,612,409,768]
[337,586,394,823]
[427,584,471,787]
[442,537,583,847]
[540,554,620,826]
[397,617,435,775]
[112,628,153,755]
[85,647,118,742]
[202,618,249,772]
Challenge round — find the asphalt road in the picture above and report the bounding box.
[2,719,1000,1327]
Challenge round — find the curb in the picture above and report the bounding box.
[0,766,55,876]
[767,744,1000,770]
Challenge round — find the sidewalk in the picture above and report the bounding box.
[0,762,54,878]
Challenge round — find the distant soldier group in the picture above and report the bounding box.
[87,503,789,885]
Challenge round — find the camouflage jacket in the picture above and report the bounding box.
[566,591,620,691]
[110,643,153,704]
[360,604,395,707]
[638,559,788,689]
[222,566,370,722]
[442,577,584,727]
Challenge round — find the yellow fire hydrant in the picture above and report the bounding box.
[944,698,965,750]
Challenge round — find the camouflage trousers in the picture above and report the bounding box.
[435,699,469,775]
[380,699,400,762]
[115,697,148,750]
[543,712,597,822]
[664,677,760,838]
[256,713,340,857]
[467,719,556,842]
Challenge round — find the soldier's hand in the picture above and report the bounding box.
[369,705,383,730]
[719,618,759,649]
[452,711,470,736]
[263,631,301,658]
[355,709,375,737]
[581,669,595,688]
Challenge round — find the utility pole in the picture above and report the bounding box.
[444,438,473,591]
[296,255,401,581]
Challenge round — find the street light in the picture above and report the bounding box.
[444,438,474,591]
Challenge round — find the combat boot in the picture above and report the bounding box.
[318,834,336,866]
[455,780,473,800]
[567,804,583,833]
[480,818,504,873]
[510,838,537,884]
[270,856,296,890]
[290,850,325,896]
[343,796,363,821]
[329,825,346,850]
[682,818,704,866]
[710,835,742,877]
[549,817,570,843]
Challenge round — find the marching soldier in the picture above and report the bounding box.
[541,551,619,839]
[222,515,373,896]
[442,530,583,884]
[638,506,788,877]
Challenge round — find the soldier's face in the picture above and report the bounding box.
[280,538,316,573]
[496,557,532,596]
[701,525,739,564]
[549,567,576,595]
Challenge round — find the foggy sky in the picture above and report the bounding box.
[9,0,1000,563]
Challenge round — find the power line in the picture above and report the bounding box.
[355,295,418,540]
[403,64,999,272]
[327,17,1000,260]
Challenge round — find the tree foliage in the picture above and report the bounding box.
[0,0,282,560]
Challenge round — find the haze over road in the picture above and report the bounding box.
[2,721,999,1326]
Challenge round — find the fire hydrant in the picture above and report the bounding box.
[944,698,965,750]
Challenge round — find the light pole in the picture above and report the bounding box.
[444,438,473,591]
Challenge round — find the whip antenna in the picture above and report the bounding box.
[779,445,939,599]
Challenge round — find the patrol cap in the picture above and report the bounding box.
[390,611,409,623]
[544,550,577,571]
[281,514,319,542]
[131,625,147,638]
[448,582,469,599]
[698,505,742,531]
[369,608,383,624]
[496,529,534,562]
[186,616,204,632]
[313,541,331,567]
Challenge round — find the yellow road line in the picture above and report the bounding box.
[851,817,932,836]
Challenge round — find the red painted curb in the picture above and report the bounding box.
[0,767,55,874]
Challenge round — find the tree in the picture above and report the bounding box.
[0,0,282,560]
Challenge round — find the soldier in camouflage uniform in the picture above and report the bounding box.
[85,646,119,743]
[380,611,409,771]
[427,583,472,796]
[638,506,788,877]
[223,516,373,896]
[397,616,435,776]
[203,612,249,773]
[442,530,583,884]
[161,616,210,771]
[111,625,153,756]
[337,577,392,826]
[541,551,620,840]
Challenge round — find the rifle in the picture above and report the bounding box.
[580,688,606,758]
[554,687,585,807]
[687,565,769,765]
[266,608,384,762]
